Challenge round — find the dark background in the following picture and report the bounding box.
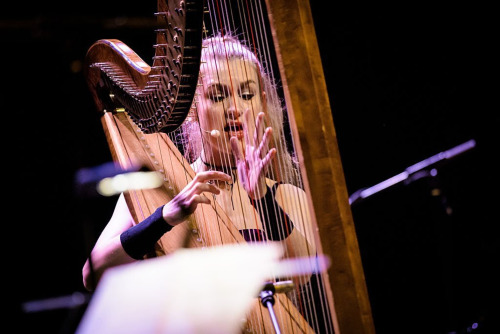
[3,1,497,333]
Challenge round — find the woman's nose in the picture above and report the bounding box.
[226,98,243,119]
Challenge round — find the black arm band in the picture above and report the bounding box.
[120,205,173,260]
[249,185,294,241]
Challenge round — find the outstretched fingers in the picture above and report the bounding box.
[256,126,273,159]
[261,147,277,170]
[230,136,244,163]
[253,112,266,146]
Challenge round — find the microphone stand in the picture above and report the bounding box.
[348,139,477,332]
[259,281,295,334]
[349,139,476,206]
[259,290,281,334]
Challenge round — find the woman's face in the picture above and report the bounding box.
[196,57,263,164]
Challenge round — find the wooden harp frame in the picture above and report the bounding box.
[85,0,375,333]
[266,1,375,333]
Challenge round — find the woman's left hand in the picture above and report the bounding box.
[230,111,276,199]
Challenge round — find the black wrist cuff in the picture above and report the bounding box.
[120,205,172,260]
[249,185,294,241]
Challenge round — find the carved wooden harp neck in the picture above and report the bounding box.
[84,0,205,134]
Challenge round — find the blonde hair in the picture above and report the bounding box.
[178,34,301,186]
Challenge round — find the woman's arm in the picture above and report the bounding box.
[82,193,136,291]
[82,171,232,291]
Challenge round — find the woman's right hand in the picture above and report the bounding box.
[162,170,232,225]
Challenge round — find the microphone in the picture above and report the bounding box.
[261,280,295,294]
[201,128,221,138]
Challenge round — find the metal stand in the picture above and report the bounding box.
[259,280,295,334]
[349,139,476,206]
[259,289,281,334]
[348,139,477,332]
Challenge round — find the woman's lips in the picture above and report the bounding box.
[227,130,244,139]
[224,122,244,139]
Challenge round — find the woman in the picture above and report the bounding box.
[82,35,316,292]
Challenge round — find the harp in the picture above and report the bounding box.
[84,0,375,333]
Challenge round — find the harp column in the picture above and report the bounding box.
[265,1,376,333]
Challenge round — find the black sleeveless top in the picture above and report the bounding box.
[239,182,294,242]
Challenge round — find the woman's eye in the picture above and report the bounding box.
[207,87,227,102]
[240,91,255,101]
[209,93,226,102]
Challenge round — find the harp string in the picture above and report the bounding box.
[186,0,326,331]
[254,2,321,327]
[216,5,276,331]
[236,0,298,259]
[236,1,332,330]
[199,2,268,330]
[241,0,300,248]
[127,0,332,331]
[206,2,257,237]
[206,1,272,238]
